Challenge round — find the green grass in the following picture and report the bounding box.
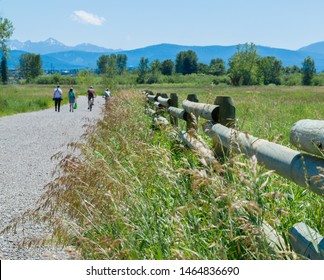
[0,84,104,117]
[139,84,324,145]
[0,85,49,116]
[4,84,324,260]
[0,85,63,117]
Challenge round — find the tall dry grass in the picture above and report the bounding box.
[5,89,318,260]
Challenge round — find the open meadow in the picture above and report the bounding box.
[140,84,324,145]
[1,83,323,260]
[0,84,107,117]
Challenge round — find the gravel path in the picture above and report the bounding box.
[0,96,105,259]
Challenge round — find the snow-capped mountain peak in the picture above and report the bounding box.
[44,37,65,46]
[8,38,115,54]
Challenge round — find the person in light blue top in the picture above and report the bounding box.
[68,87,76,112]
[104,88,110,99]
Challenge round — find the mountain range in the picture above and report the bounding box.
[6,38,324,71]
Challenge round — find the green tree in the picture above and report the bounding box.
[198,62,209,74]
[302,56,316,85]
[257,56,282,85]
[76,69,95,87]
[161,59,174,75]
[150,59,161,73]
[116,54,127,75]
[0,17,14,85]
[175,50,198,75]
[137,57,149,84]
[97,54,109,74]
[1,55,8,84]
[19,53,43,82]
[209,58,226,76]
[107,54,118,77]
[228,43,259,86]
[284,65,301,74]
[0,17,14,56]
[147,59,161,83]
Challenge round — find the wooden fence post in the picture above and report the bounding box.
[214,96,236,128]
[187,94,199,103]
[186,94,199,131]
[212,96,236,156]
[170,93,179,127]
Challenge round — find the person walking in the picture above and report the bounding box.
[68,87,76,112]
[53,85,63,112]
[87,86,96,110]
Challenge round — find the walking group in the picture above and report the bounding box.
[52,85,110,112]
[53,85,77,113]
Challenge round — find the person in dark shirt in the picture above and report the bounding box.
[87,86,96,110]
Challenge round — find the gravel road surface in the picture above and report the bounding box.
[0,96,105,259]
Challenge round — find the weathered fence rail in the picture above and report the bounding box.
[290,119,324,157]
[144,90,324,260]
[203,122,324,196]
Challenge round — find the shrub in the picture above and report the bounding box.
[212,76,231,85]
[281,73,302,86]
[35,73,77,85]
[311,73,324,86]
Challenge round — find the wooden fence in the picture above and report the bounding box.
[144,90,324,260]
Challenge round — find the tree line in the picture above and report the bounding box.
[71,43,319,87]
[127,43,316,86]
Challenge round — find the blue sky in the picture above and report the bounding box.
[1,0,324,50]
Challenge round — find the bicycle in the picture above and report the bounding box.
[88,97,94,111]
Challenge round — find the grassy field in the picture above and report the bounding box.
[139,84,324,145]
[4,84,324,260]
[0,85,52,117]
[0,84,107,117]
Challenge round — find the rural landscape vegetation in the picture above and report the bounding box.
[0,16,323,260]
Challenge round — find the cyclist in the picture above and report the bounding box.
[104,88,110,101]
[87,86,96,110]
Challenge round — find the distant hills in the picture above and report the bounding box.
[6,38,324,71]
[298,41,324,55]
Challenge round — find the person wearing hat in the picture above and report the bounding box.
[68,87,76,112]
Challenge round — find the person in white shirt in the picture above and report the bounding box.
[104,88,110,99]
[53,85,63,112]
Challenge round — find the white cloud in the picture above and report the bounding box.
[72,10,105,26]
